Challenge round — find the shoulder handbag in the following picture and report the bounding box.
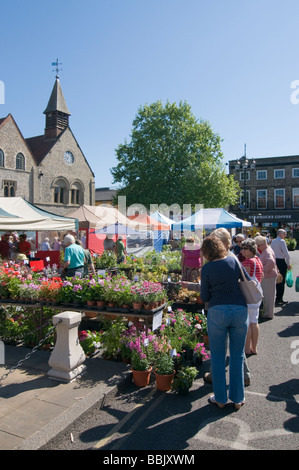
[237,258,263,304]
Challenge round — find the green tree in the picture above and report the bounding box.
[111,101,239,209]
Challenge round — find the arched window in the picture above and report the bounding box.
[0,149,4,167]
[16,153,25,170]
[70,181,84,205]
[53,178,69,204]
[3,181,16,197]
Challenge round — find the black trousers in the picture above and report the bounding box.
[275,258,288,301]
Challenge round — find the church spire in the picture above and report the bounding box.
[43,60,71,139]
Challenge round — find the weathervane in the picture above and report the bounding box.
[51,58,62,78]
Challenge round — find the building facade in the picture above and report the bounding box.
[95,187,117,206]
[229,154,299,234]
[0,77,95,216]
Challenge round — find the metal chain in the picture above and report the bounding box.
[0,319,62,385]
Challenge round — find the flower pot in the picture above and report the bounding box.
[143,303,154,310]
[96,300,106,308]
[86,300,96,306]
[132,302,143,310]
[154,370,175,391]
[107,302,116,308]
[202,334,209,346]
[132,367,152,387]
[84,311,98,318]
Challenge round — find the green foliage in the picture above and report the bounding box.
[99,317,127,359]
[285,238,297,251]
[130,349,151,371]
[154,353,174,375]
[172,366,198,391]
[94,252,117,269]
[111,100,239,209]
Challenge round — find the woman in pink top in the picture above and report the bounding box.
[255,235,278,320]
[181,237,203,282]
[241,239,264,355]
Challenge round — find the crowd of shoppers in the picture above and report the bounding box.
[181,226,292,411]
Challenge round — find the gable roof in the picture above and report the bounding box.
[26,134,57,166]
[0,114,37,164]
[26,126,94,176]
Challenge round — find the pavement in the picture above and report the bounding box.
[0,345,131,450]
[0,249,298,451]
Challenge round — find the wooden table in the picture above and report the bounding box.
[0,300,166,332]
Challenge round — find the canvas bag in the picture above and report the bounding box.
[237,258,263,305]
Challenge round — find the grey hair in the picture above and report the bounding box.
[64,234,75,245]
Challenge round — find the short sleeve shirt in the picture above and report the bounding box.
[64,243,85,269]
[242,256,263,282]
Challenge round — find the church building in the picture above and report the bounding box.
[0,75,95,216]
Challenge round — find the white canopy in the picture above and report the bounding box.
[0,197,78,231]
[67,204,148,231]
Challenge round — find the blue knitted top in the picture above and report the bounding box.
[200,255,250,308]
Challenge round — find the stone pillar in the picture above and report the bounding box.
[48,311,86,382]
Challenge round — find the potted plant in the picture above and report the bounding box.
[172,366,198,395]
[94,278,106,307]
[154,353,175,391]
[131,349,152,387]
[78,329,102,356]
[100,317,127,360]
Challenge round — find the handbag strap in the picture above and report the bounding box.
[235,256,247,282]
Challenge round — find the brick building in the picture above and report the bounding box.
[0,76,95,216]
[229,154,299,236]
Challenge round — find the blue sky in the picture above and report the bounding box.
[1,0,299,188]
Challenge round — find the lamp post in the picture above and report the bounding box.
[235,144,255,219]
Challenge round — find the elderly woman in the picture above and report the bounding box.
[241,239,264,355]
[181,236,203,282]
[255,235,278,319]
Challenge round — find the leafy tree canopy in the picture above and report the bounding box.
[111,101,239,211]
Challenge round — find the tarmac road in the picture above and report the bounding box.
[42,250,299,452]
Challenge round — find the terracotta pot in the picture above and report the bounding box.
[107,302,116,307]
[143,303,154,310]
[132,302,143,310]
[86,300,96,306]
[132,367,152,387]
[84,311,98,318]
[202,334,209,346]
[96,300,106,307]
[105,314,117,320]
[154,370,175,391]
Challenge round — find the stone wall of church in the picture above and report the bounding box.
[0,115,36,200]
[33,127,95,216]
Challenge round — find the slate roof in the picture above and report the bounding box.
[43,78,71,115]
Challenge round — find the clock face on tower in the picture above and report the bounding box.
[64,151,74,165]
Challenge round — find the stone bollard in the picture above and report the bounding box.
[48,311,86,382]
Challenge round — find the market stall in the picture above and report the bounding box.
[0,197,79,266]
[127,213,170,254]
[172,207,251,233]
[67,205,148,255]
